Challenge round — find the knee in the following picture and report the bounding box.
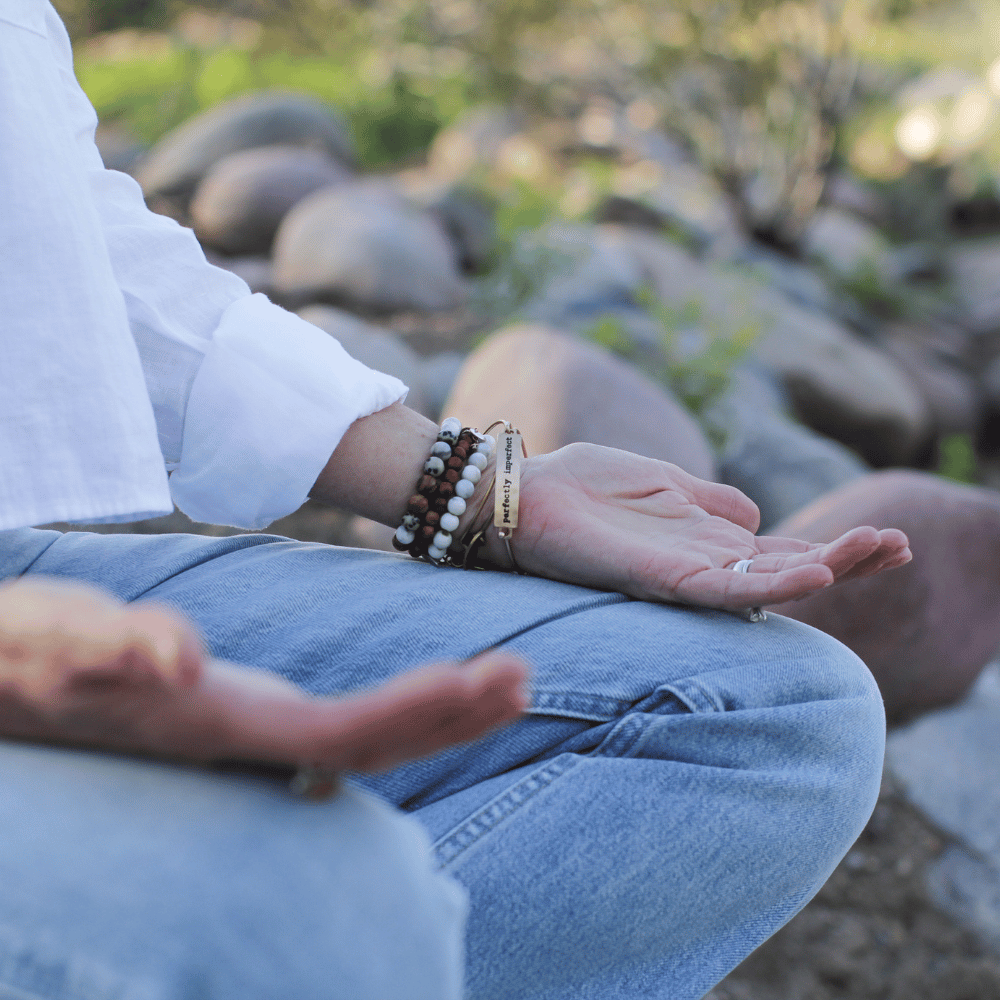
[0,748,467,1000]
[764,618,886,867]
[200,785,470,1000]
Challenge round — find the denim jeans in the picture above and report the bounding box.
[0,528,886,1000]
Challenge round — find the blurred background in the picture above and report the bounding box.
[50,2,1000,996]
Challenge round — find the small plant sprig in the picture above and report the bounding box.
[586,284,759,446]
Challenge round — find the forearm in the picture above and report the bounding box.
[308,402,439,526]
[309,402,512,567]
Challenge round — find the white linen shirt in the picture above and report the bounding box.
[0,0,406,531]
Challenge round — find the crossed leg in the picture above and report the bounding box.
[9,527,885,1000]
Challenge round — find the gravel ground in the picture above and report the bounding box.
[706,772,1000,1000]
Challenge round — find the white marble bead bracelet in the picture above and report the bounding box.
[393,419,496,563]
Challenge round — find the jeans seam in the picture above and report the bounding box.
[592,714,649,757]
[528,690,639,720]
[471,592,631,659]
[432,755,580,869]
[127,533,285,602]
[9,535,61,579]
[662,678,726,714]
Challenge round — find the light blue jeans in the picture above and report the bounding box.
[0,528,886,1000]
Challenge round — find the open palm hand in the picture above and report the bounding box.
[0,578,529,773]
[489,444,910,611]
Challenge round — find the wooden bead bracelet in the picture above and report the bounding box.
[392,418,495,565]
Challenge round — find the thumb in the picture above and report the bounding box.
[686,476,761,533]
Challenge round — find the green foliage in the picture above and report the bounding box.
[587,314,638,356]
[936,432,978,484]
[469,202,566,323]
[584,287,758,429]
[75,46,206,144]
[348,75,444,168]
[73,37,465,168]
[834,258,907,319]
[54,0,176,36]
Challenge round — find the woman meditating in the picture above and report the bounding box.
[0,2,910,998]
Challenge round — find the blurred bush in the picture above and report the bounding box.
[61,0,987,247]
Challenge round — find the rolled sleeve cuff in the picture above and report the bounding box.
[169,294,407,529]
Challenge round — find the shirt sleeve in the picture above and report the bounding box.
[44,4,407,530]
[0,0,174,531]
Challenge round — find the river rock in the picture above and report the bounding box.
[273,182,468,312]
[733,244,836,317]
[397,172,496,272]
[444,323,717,480]
[520,224,650,337]
[298,304,431,417]
[766,471,1000,722]
[137,90,355,205]
[825,172,889,226]
[602,226,933,465]
[803,206,893,282]
[710,367,868,531]
[880,321,981,436]
[95,122,146,175]
[427,106,527,182]
[516,223,670,374]
[596,161,744,259]
[214,255,274,295]
[949,238,1000,336]
[417,351,466,421]
[887,663,1000,951]
[191,145,350,255]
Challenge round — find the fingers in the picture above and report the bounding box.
[680,563,835,609]
[46,605,205,694]
[323,652,531,772]
[0,579,206,700]
[754,527,910,582]
[682,525,913,609]
[200,652,532,774]
[684,476,761,533]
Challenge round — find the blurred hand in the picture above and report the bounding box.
[0,577,529,773]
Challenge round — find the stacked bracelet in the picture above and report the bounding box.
[392,417,495,564]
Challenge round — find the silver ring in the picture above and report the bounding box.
[731,558,766,622]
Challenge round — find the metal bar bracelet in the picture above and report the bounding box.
[491,420,528,575]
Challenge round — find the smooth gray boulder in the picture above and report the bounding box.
[710,368,868,531]
[802,207,893,281]
[887,663,1000,950]
[191,145,350,255]
[298,304,431,417]
[444,323,718,481]
[417,351,466,422]
[273,182,468,312]
[519,224,650,340]
[949,238,1000,336]
[214,255,274,295]
[137,90,355,204]
[881,321,981,436]
[595,160,745,258]
[768,472,1000,721]
[396,172,496,273]
[602,226,932,466]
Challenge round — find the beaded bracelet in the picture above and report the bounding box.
[392,418,495,565]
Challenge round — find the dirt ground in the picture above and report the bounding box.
[706,773,1000,1000]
